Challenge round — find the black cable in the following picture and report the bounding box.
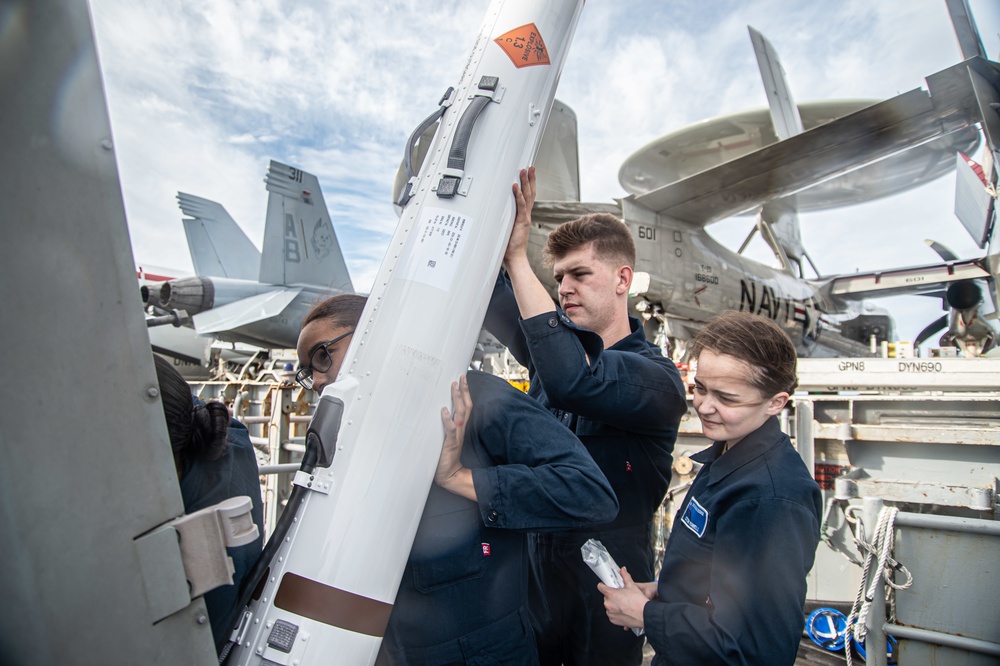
[219,432,321,663]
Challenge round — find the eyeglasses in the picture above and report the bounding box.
[295,330,354,390]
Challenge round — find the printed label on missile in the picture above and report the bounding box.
[404,207,471,291]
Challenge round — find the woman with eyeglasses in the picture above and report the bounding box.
[295,294,364,393]
[295,294,620,666]
[597,311,822,666]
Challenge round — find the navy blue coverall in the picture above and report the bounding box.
[380,371,619,665]
[646,416,822,666]
[179,415,265,653]
[485,276,688,666]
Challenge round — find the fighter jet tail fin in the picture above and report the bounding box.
[258,160,354,293]
[534,99,581,202]
[177,193,261,280]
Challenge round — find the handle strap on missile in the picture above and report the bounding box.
[396,87,456,208]
[437,76,501,199]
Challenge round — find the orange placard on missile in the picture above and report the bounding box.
[494,23,550,68]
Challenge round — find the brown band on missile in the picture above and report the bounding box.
[274,572,393,637]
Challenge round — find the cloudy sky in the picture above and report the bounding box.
[89,0,999,346]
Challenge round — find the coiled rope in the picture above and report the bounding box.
[845,505,913,665]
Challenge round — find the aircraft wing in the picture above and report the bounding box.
[817,258,991,302]
[532,200,621,227]
[634,58,992,224]
[192,287,302,335]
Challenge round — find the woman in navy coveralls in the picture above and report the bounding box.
[599,311,822,665]
[153,355,265,654]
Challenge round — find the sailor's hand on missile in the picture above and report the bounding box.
[598,567,653,630]
[503,167,556,319]
[504,166,536,269]
[435,374,478,501]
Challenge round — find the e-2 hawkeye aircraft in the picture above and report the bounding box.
[396,7,997,359]
[529,16,997,359]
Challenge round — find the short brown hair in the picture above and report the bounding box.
[688,311,798,395]
[302,293,367,330]
[543,213,636,268]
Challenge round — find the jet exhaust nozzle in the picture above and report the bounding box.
[139,284,158,308]
[159,277,215,315]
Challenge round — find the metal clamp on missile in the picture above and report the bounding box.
[292,397,345,497]
[396,87,456,208]
[293,471,332,495]
[218,388,347,662]
[436,75,504,199]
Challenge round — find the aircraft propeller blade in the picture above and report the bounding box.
[922,241,996,316]
[915,314,949,347]
[924,239,960,262]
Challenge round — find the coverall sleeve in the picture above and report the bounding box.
[464,373,619,531]
[643,498,819,665]
[482,271,532,366]
[519,311,687,437]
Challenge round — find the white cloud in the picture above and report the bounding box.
[90,0,996,349]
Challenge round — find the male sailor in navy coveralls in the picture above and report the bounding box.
[484,167,688,665]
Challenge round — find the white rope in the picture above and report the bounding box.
[820,499,863,566]
[844,506,913,665]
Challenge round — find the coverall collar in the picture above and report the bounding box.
[690,415,785,487]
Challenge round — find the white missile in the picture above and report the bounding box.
[224,1,585,663]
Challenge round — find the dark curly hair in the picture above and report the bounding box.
[153,355,229,468]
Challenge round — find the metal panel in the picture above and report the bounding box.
[897,642,1000,666]
[954,151,994,249]
[893,521,1000,643]
[0,1,215,662]
[790,387,1000,615]
[795,357,1000,392]
[135,527,193,623]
